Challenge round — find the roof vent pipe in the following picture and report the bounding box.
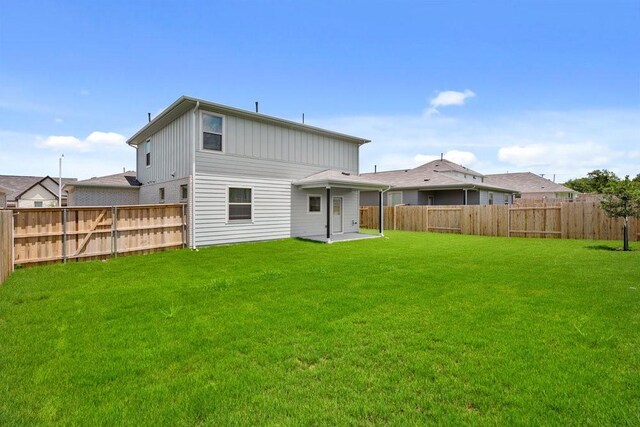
[148,112,151,123]
[302,113,305,124]
[374,165,377,173]
[255,102,259,113]
[440,152,443,160]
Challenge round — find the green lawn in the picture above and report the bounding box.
[1,232,639,425]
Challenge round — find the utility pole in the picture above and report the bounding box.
[58,154,64,206]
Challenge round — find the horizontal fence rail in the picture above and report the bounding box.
[11,204,187,267]
[360,202,639,242]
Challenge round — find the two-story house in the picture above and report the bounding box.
[125,96,389,247]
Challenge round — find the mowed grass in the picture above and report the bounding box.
[0,232,639,425]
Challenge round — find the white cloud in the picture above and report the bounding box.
[310,107,639,179]
[427,89,476,114]
[85,131,126,146]
[497,142,622,169]
[415,150,478,167]
[0,130,134,179]
[37,131,127,152]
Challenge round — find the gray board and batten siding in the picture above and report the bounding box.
[129,97,368,247]
[134,98,361,186]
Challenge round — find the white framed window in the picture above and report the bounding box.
[227,187,252,222]
[159,187,165,203]
[145,139,151,167]
[308,195,322,213]
[180,184,188,201]
[201,112,224,152]
[387,191,402,206]
[34,201,43,207]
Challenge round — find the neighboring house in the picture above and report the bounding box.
[360,159,517,206]
[65,171,141,206]
[0,175,77,208]
[484,172,578,201]
[0,186,7,209]
[125,96,389,246]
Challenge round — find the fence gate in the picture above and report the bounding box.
[12,204,186,267]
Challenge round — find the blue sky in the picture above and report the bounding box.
[1,0,638,181]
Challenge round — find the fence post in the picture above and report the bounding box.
[62,208,67,263]
[181,204,186,248]
[113,206,118,258]
[393,205,397,230]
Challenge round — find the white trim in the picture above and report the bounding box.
[387,191,403,206]
[180,184,188,202]
[331,196,344,234]
[191,101,199,249]
[145,139,151,168]
[225,185,254,224]
[307,194,322,214]
[200,111,226,154]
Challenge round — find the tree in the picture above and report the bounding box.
[565,169,620,193]
[600,177,640,251]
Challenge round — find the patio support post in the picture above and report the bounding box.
[326,187,331,240]
[464,189,468,205]
[378,190,383,235]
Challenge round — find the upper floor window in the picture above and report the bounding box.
[202,112,223,151]
[145,139,151,167]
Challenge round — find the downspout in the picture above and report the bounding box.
[379,185,392,236]
[191,101,200,249]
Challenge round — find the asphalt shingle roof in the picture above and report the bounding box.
[484,172,577,194]
[67,171,141,188]
[361,160,517,192]
[0,175,77,202]
[295,169,389,189]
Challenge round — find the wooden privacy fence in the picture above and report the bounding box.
[0,211,12,284]
[12,204,187,267]
[360,202,640,241]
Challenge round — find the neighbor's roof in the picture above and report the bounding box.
[361,160,517,192]
[412,159,486,177]
[485,172,577,194]
[65,171,141,189]
[127,96,371,146]
[294,170,390,190]
[0,175,77,202]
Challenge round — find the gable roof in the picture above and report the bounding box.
[127,96,371,147]
[412,158,485,177]
[361,160,517,192]
[65,171,141,189]
[484,172,577,194]
[16,178,59,200]
[0,175,77,202]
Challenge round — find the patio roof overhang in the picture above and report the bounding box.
[293,170,391,191]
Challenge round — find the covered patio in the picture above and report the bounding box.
[299,232,381,244]
[293,170,390,243]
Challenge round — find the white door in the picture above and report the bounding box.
[332,197,343,234]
